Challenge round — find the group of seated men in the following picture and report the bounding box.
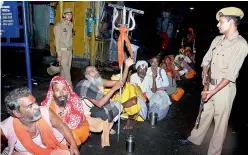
[1,56,178,154]
[161,46,196,81]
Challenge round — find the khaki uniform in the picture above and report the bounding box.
[54,20,73,88]
[188,31,248,155]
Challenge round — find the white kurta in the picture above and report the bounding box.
[174,54,192,76]
[130,71,171,121]
[147,67,169,88]
[130,73,153,97]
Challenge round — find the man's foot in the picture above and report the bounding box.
[123,119,133,130]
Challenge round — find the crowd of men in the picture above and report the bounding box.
[1,6,248,155]
[0,50,196,154]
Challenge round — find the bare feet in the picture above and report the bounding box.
[123,119,133,130]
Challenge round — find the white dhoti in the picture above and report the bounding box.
[147,90,171,121]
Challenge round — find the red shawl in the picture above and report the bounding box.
[41,76,85,129]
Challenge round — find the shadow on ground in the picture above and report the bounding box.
[1,51,247,155]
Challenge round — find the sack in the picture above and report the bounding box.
[89,101,119,122]
[185,70,196,79]
[171,88,184,101]
[165,76,177,95]
[167,71,173,77]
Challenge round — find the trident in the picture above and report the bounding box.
[112,6,136,135]
[112,6,136,33]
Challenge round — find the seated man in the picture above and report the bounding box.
[173,48,189,76]
[174,48,196,79]
[74,58,134,141]
[160,61,185,101]
[130,60,171,121]
[167,55,181,81]
[185,46,196,71]
[105,73,148,130]
[147,57,172,118]
[162,56,174,77]
[41,76,90,147]
[1,87,79,155]
[147,57,170,88]
[185,46,195,65]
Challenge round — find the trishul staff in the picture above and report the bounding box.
[112,6,135,135]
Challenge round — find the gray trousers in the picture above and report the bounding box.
[60,49,73,88]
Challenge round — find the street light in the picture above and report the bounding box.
[190,7,194,10]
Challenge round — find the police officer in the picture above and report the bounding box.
[182,7,248,155]
[54,8,73,88]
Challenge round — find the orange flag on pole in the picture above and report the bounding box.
[117,26,134,68]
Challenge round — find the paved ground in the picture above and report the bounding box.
[1,51,247,155]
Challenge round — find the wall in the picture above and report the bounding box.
[28,3,50,50]
[50,1,92,57]
[33,4,50,49]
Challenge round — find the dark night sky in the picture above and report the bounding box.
[122,1,248,60]
[124,2,248,129]
[125,1,248,46]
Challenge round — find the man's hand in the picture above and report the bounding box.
[57,56,62,62]
[152,69,157,79]
[202,89,216,101]
[113,80,124,90]
[125,57,134,68]
[69,144,80,155]
[201,91,208,101]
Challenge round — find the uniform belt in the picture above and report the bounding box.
[210,78,218,85]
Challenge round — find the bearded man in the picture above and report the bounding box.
[1,87,79,155]
[74,58,134,138]
[41,76,90,147]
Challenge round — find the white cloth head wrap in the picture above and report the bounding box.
[135,60,148,69]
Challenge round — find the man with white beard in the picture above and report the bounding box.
[74,58,134,133]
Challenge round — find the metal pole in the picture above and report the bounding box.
[108,8,116,61]
[60,1,63,21]
[22,1,32,91]
[117,6,126,135]
[117,66,123,135]
[90,2,96,65]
